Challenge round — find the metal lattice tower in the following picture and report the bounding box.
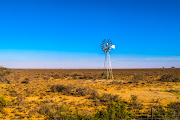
[101,38,115,79]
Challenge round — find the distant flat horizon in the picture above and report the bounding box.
[8,68,179,69]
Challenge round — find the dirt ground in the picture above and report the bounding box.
[0,68,180,119]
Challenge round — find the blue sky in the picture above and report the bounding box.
[0,0,180,68]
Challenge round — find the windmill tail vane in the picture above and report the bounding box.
[101,38,115,79]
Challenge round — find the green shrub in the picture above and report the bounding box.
[39,100,133,119]
[102,71,113,79]
[95,109,109,119]
[153,105,166,118]
[0,95,11,108]
[102,71,107,79]
[96,100,132,119]
[42,105,90,120]
[129,95,143,111]
[153,102,180,119]
[167,102,180,119]
[108,100,131,119]
[165,89,180,95]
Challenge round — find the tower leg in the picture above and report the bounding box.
[104,52,113,79]
[107,52,109,79]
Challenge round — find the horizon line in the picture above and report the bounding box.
[8,68,179,69]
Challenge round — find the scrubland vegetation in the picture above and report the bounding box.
[0,66,180,119]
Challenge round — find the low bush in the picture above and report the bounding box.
[130,74,144,83]
[133,74,143,81]
[102,71,113,79]
[95,100,132,119]
[0,95,11,108]
[71,73,94,80]
[129,95,143,111]
[165,89,180,95]
[43,76,50,80]
[102,71,107,79]
[172,76,180,82]
[74,86,90,96]
[153,102,180,119]
[158,74,180,82]
[89,90,99,100]
[51,74,61,79]
[95,109,109,119]
[5,69,11,74]
[41,101,132,120]
[78,75,93,80]
[15,95,25,106]
[0,67,11,76]
[71,73,81,77]
[0,76,10,84]
[167,102,180,119]
[72,76,78,79]
[99,93,119,103]
[50,84,72,95]
[153,105,166,118]
[14,74,21,82]
[28,108,38,118]
[0,66,11,83]
[51,84,94,97]
[38,103,52,116]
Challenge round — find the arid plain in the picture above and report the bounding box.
[0,67,180,119]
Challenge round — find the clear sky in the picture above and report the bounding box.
[0,0,180,68]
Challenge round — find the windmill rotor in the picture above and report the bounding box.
[101,38,113,53]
